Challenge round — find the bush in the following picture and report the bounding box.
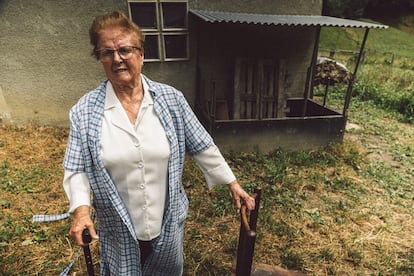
[351,65,414,122]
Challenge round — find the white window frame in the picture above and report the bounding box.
[142,33,162,62]
[162,32,189,61]
[128,0,189,62]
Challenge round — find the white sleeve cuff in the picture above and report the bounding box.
[193,144,236,189]
[63,170,91,213]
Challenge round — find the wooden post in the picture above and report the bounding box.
[234,57,242,120]
[277,59,286,118]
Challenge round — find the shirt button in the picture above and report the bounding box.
[142,206,147,210]
[140,185,145,189]
[137,161,144,168]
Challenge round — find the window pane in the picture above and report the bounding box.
[161,2,187,29]
[144,34,160,60]
[130,2,157,29]
[164,34,187,59]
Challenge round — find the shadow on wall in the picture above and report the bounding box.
[0,86,11,124]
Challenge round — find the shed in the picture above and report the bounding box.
[0,0,387,152]
[188,10,387,152]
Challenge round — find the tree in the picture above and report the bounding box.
[322,0,369,19]
[364,0,414,17]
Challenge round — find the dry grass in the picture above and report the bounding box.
[1,102,414,275]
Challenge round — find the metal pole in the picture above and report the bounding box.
[343,28,370,117]
[302,26,321,117]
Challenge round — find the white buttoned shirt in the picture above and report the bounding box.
[63,76,236,241]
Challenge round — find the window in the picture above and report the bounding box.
[128,0,188,62]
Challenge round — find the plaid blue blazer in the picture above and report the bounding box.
[63,75,213,275]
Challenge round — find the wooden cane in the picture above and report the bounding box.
[82,229,95,276]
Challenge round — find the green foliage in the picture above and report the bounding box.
[320,22,414,59]
[323,0,414,18]
[347,249,364,264]
[0,160,53,194]
[351,67,414,122]
[366,26,414,58]
[280,247,305,270]
[319,20,414,123]
[319,27,359,51]
[323,0,369,18]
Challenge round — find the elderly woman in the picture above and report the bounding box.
[63,10,255,275]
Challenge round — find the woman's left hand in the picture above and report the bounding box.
[228,180,255,211]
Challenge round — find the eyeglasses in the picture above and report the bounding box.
[97,46,141,61]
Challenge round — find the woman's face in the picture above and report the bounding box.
[97,27,144,88]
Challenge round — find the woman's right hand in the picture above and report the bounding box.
[69,205,99,246]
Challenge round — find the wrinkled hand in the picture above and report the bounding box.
[69,205,99,246]
[228,180,255,211]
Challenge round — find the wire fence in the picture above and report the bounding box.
[318,48,414,70]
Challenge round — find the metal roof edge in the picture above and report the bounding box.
[189,9,388,29]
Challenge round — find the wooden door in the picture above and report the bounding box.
[234,57,283,120]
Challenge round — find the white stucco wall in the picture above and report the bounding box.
[0,0,127,126]
[0,0,322,126]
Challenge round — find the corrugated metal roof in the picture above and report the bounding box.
[190,10,388,29]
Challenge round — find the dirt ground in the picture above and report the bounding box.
[0,102,413,275]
